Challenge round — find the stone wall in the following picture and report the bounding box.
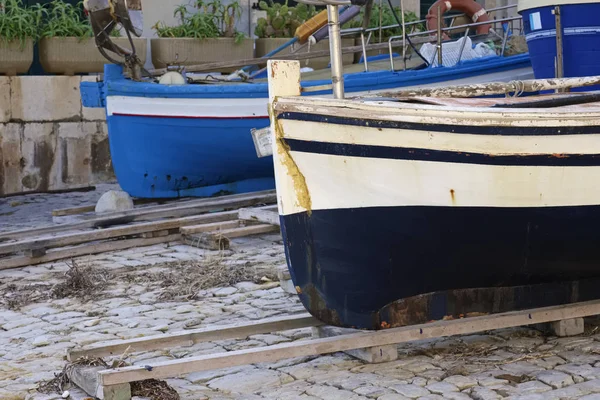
[0,76,113,197]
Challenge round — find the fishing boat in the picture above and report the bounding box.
[266,0,600,330]
[82,0,532,199]
[518,0,600,90]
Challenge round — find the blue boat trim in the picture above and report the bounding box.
[281,205,600,329]
[283,138,600,166]
[101,53,531,100]
[278,112,600,135]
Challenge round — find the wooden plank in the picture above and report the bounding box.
[179,220,242,235]
[0,190,276,242]
[52,197,181,217]
[68,313,319,361]
[0,234,182,270]
[238,207,280,226]
[211,224,280,239]
[98,299,600,386]
[182,233,229,251]
[0,211,240,257]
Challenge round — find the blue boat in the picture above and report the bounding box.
[518,0,600,90]
[82,0,533,199]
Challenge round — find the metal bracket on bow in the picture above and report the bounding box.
[86,0,145,80]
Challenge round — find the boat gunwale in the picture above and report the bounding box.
[272,93,600,128]
[103,54,531,99]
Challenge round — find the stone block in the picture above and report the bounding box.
[91,122,114,182]
[55,122,96,186]
[20,123,56,192]
[10,76,81,122]
[81,76,107,121]
[536,318,584,337]
[0,77,10,122]
[312,326,398,363]
[0,123,23,195]
[551,318,585,337]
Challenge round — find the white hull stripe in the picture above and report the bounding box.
[283,151,600,214]
[526,27,600,41]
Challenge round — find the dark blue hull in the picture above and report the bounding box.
[282,205,600,329]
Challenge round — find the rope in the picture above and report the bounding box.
[506,79,525,97]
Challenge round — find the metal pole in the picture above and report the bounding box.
[437,5,443,67]
[500,23,509,56]
[360,31,369,71]
[400,0,406,71]
[554,6,564,79]
[457,27,470,63]
[327,4,345,99]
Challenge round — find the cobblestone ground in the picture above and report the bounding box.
[3,188,600,400]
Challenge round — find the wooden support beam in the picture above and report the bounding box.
[0,211,240,257]
[96,299,600,386]
[0,190,276,242]
[182,224,280,250]
[68,313,320,361]
[238,207,280,226]
[179,220,242,235]
[0,234,182,270]
[52,198,180,217]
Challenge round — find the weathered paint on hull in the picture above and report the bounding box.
[270,92,600,330]
[281,206,600,330]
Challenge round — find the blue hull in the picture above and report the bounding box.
[89,54,532,198]
[108,115,273,198]
[519,2,600,91]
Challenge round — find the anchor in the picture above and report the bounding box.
[85,0,145,80]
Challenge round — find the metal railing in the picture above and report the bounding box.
[386,14,523,71]
[293,0,523,99]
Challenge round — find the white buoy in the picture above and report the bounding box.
[62,390,70,398]
[158,71,186,85]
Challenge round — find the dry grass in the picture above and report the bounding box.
[50,259,110,299]
[124,255,279,301]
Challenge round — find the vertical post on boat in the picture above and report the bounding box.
[436,5,443,67]
[267,60,302,215]
[400,0,407,71]
[327,4,345,99]
[553,5,566,92]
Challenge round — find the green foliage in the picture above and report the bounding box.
[153,0,246,43]
[35,0,120,40]
[0,0,43,46]
[38,0,91,39]
[342,5,423,41]
[254,0,319,39]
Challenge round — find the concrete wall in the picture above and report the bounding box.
[0,76,113,196]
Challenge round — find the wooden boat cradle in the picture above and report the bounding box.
[67,298,600,400]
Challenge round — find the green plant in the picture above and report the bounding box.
[37,0,120,40]
[153,0,245,43]
[0,0,43,46]
[254,0,319,39]
[342,5,422,41]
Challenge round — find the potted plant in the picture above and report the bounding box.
[254,0,354,70]
[37,0,147,75]
[343,5,422,63]
[151,0,254,73]
[0,0,40,75]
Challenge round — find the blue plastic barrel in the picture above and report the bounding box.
[518,0,600,91]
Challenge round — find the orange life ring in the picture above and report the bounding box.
[426,0,492,40]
